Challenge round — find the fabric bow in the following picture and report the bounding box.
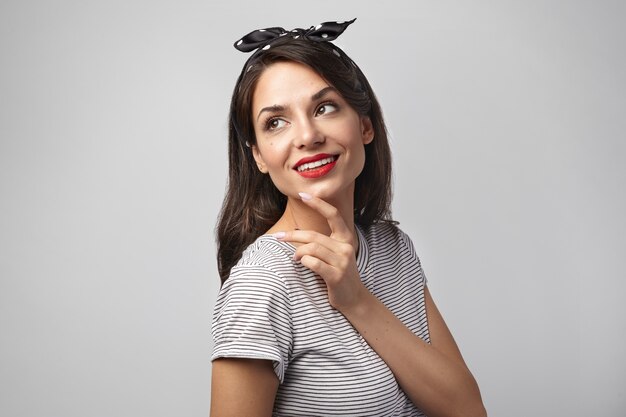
[234,18,356,53]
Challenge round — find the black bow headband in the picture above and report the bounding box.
[234,18,356,54]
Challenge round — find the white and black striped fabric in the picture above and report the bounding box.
[211,222,430,416]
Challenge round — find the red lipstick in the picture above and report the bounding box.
[293,153,338,179]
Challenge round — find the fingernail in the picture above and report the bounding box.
[298,192,312,201]
[273,231,286,239]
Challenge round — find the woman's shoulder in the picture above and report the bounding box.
[360,220,410,244]
[360,221,420,259]
[230,234,298,279]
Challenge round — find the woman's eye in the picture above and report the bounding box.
[266,118,286,131]
[316,103,338,116]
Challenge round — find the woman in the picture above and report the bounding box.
[211,19,487,417]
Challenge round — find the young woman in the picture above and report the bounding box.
[211,19,487,417]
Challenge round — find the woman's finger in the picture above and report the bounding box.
[274,229,332,246]
[274,230,354,259]
[299,254,338,282]
[293,241,340,265]
[298,192,352,241]
[273,229,318,243]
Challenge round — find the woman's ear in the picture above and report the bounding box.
[251,145,268,173]
[360,116,374,144]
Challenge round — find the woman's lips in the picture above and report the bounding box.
[294,154,339,179]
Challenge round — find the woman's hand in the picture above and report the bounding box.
[274,192,367,312]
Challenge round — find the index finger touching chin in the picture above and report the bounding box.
[298,192,351,238]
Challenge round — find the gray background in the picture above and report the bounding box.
[1,0,625,416]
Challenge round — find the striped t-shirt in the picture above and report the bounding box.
[211,222,430,416]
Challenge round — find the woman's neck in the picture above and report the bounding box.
[266,193,357,248]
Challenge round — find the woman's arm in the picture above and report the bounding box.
[341,285,487,417]
[210,358,278,417]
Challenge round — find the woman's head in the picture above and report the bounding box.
[217,27,394,282]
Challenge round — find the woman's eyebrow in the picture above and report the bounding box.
[257,104,286,122]
[256,87,337,122]
[311,86,337,101]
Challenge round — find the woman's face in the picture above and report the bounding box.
[250,61,374,202]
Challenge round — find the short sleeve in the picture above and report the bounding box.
[398,229,428,286]
[211,265,293,382]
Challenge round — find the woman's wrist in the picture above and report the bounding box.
[338,286,378,323]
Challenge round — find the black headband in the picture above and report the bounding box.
[234,18,356,54]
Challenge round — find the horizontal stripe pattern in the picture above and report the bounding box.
[212,222,429,416]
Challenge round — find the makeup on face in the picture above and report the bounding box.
[293,153,339,178]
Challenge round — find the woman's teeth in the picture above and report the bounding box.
[296,156,336,172]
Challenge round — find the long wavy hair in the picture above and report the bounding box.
[217,37,395,283]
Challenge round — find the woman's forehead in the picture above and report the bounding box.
[252,62,331,111]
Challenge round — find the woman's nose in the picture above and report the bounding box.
[294,118,324,148]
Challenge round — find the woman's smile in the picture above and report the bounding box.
[294,153,339,177]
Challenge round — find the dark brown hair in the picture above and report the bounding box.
[216,37,394,283]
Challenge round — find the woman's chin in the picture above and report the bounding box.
[292,183,355,204]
